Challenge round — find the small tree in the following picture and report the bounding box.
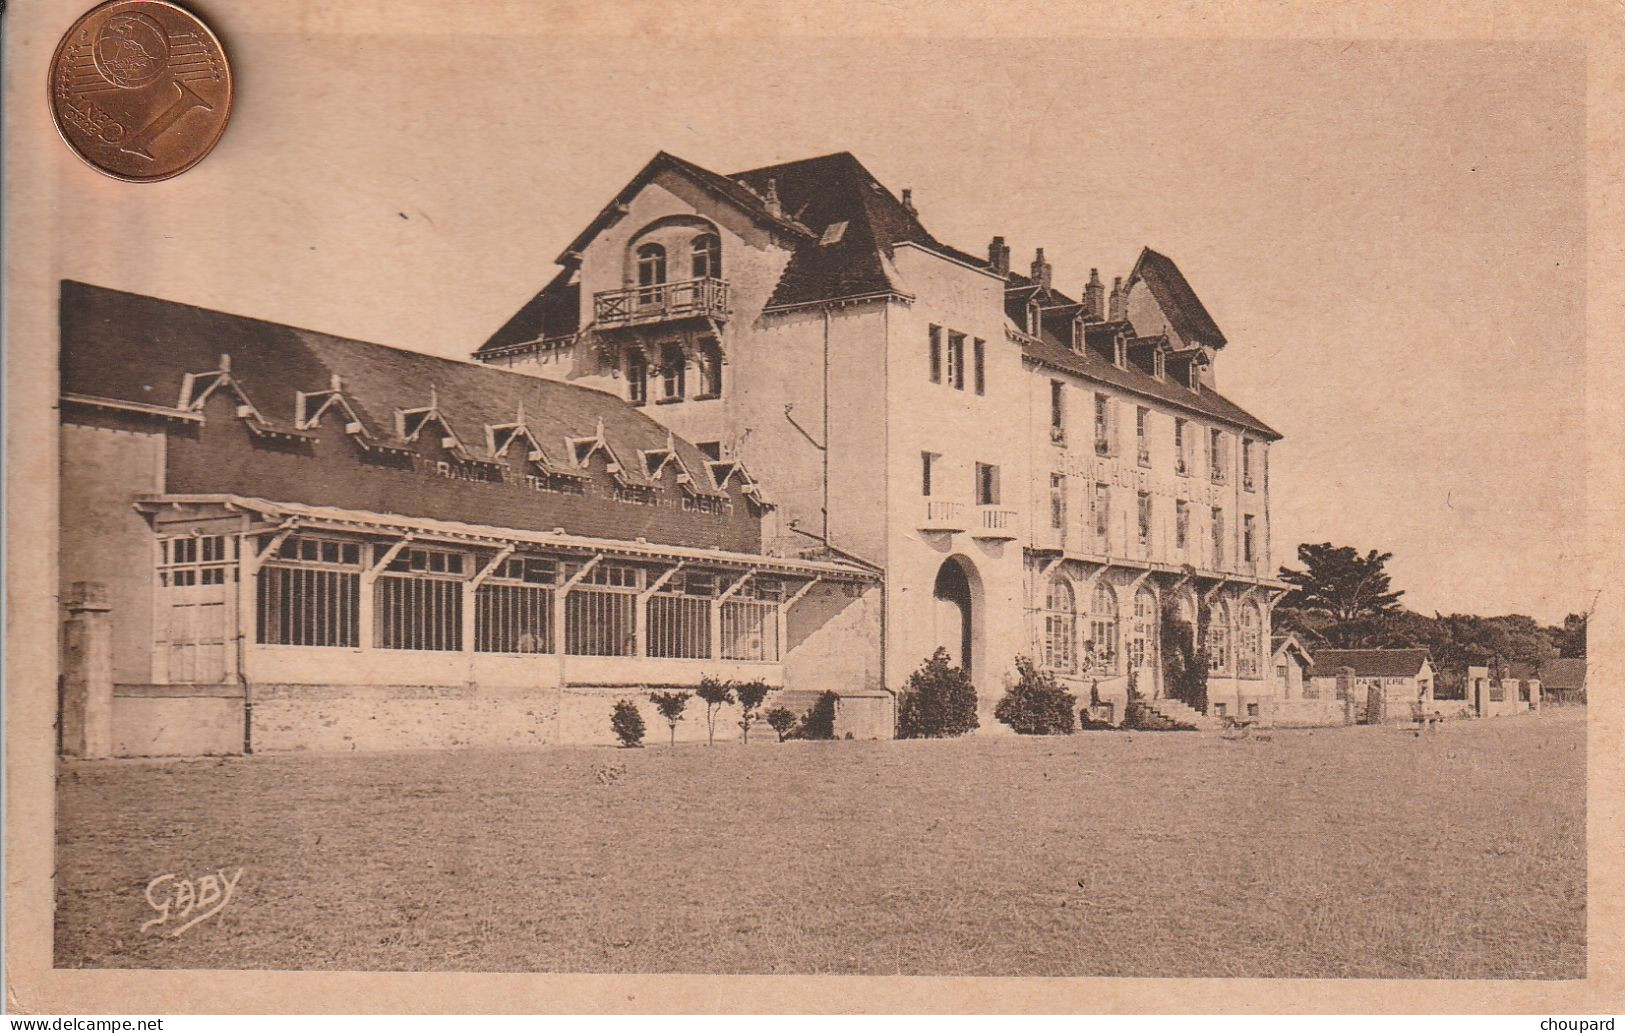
[896,648,979,739]
[765,706,797,742]
[734,679,772,743]
[695,676,735,746]
[610,699,645,748]
[795,690,839,740]
[994,656,1077,735]
[648,690,691,747]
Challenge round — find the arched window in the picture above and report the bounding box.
[691,233,721,279]
[697,338,723,398]
[636,243,667,306]
[624,348,647,406]
[1042,578,1076,673]
[1206,600,1231,673]
[1236,603,1263,678]
[1087,582,1119,675]
[1129,586,1158,672]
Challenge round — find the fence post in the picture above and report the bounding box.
[61,581,115,758]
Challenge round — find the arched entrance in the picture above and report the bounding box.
[932,558,974,673]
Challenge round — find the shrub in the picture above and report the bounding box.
[994,656,1077,735]
[610,699,645,748]
[648,690,691,747]
[764,706,798,742]
[795,690,839,740]
[896,647,979,739]
[735,679,772,743]
[695,676,735,746]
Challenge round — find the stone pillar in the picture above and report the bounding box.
[1335,666,1356,725]
[61,581,114,758]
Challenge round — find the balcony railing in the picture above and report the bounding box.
[920,499,968,533]
[974,506,1019,540]
[594,277,730,329]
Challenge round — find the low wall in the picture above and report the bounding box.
[112,685,243,757]
[104,680,888,756]
[1479,698,1532,719]
[1424,698,1474,720]
[1270,697,1352,728]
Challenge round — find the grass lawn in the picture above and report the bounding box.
[54,708,1585,977]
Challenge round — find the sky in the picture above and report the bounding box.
[47,33,1587,623]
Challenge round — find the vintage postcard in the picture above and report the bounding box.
[5,0,1624,1016]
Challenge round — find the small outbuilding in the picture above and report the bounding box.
[1307,648,1435,724]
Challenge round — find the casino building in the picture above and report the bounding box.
[58,150,1288,756]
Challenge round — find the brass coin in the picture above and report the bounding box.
[49,0,233,183]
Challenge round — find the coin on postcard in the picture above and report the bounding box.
[49,0,233,182]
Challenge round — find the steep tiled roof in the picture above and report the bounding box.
[1128,247,1227,348]
[1308,648,1432,679]
[60,280,725,492]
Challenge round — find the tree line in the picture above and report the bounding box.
[1274,542,1586,690]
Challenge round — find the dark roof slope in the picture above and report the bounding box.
[1308,648,1432,679]
[60,280,721,485]
[730,151,947,308]
[1129,247,1227,348]
[477,267,580,356]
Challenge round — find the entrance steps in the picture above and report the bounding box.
[1126,696,1221,731]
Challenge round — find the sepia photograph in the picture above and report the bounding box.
[6,0,1623,1017]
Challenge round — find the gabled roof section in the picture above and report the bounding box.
[1127,247,1227,349]
[559,151,817,266]
[1308,648,1432,679]
[59,280,725,496]
[1271,633,1313,663]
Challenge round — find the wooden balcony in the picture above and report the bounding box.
[920,499,969,533]
[593,277,730,329]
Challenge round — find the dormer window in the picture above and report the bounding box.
[690,233,721,279]
[1113,335,1127,369]
[1188,361,1201,391]
[1027,300,1041,336]
[1154,349,1166,381]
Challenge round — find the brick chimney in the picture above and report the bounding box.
[1108,276,1125,321]
[901,188,917,217]
[1083,268,1105,321]
[1030,248,1052,291]
[988,236,1011,277]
